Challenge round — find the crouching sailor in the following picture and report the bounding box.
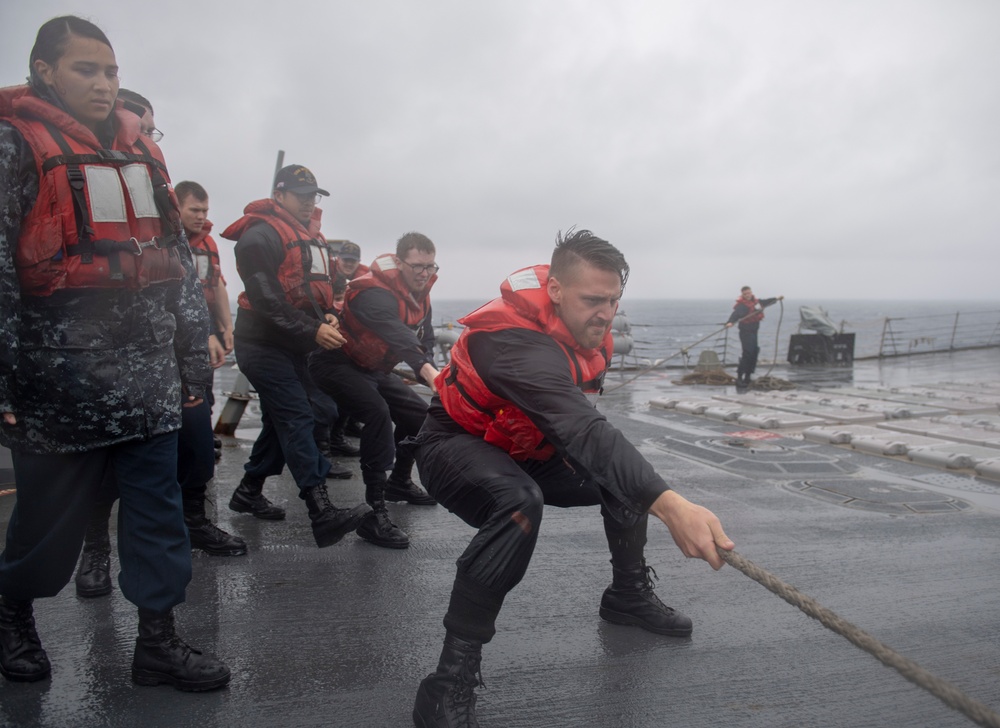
[410,229,734,726]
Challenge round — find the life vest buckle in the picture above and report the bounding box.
[130,236,161,255]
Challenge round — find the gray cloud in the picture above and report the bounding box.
[3,0,998,301]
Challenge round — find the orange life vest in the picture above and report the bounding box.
[188,220,223,305]
[734,295,764,324]
[0,86,184,295]
[224,200,334,313]
[436,265,613,461]
[340,254,435,371]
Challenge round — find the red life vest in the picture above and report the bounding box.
[0,86,185,296]
[340,254,435,371]
[188,220,223,305]
[224,199,334,313]
[437,265,613,461]
[734,295,764,324]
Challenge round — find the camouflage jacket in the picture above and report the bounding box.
[0,120,211,454]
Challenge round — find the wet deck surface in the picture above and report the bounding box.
[2,348,999,727]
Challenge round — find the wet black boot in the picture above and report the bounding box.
[599,560,693,636]
[316,440,354,479]
[356,479,410,549]
[0,597,51,682]
[74,507,113,598]
[413,634,484,728]
[131,608,230,691]
[229,475,286,520]
[386,451,436,505]
[302,484,372,548]
[327,423,360,457]
[184,494,248,557]
[386,475,437,506]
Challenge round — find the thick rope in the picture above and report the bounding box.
[719,548,1000,728]
[759,298,784,380]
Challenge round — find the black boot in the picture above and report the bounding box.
[413,634,484,728]
[315,440,354,479]
[302,484,372,548]
[131,608,230,691]
[356,480,410,549]
[599,560,692,636]
[327,424,360,457]
[324,458,354,479]
[184,494,248,557]
[0,597,51,682]
[75,508,113,598]
[386,474,437,506]
[229,475,286,520]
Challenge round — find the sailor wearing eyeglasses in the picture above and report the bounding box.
[309,232,441,550]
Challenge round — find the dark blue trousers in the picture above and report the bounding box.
[235,338,330,489]
[177,389,215,498]
[0,432,191,612]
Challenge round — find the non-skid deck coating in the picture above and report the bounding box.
[1,348,998,728]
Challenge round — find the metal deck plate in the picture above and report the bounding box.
[783,479,972,514]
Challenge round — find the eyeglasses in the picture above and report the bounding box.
[142,128,164,142]
[400,260,439,275]
[291,191,324,205]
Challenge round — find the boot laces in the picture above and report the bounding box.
[447,654,484,712]
[641,564,659,591]
[199,521,232,541]
[639,565,675,612]
[4,603,40,642]
[310,485,334,511]
[79,550,111,574]
[374,507,396,527]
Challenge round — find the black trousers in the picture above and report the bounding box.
[414,425,648,643]
[738,326,761,378]
[308,351,428,482]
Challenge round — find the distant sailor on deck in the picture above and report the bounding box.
[725,285,784,387]
[409,229,733,727]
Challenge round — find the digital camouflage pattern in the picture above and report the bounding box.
[0,122,212,454]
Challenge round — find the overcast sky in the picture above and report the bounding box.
[3,1,999,301]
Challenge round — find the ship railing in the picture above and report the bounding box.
[624,308,1000,369]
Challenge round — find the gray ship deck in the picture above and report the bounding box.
[1,348,998,727]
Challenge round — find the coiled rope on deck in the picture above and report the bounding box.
[719,548,1000,728]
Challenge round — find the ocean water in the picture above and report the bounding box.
[431,298,1000,367]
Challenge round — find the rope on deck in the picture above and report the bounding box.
[719,548,1000,728]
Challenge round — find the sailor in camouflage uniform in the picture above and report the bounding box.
[0,16,229,690]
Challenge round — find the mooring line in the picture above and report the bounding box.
[719,548,1000,728]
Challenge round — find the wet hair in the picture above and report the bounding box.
[550,228,629,290]
[175,181,208,205]
[29,16,113,91]
[741,286,752,292]
[332,274,348,296]
[118,88,153,115]
[396,232,435,259]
